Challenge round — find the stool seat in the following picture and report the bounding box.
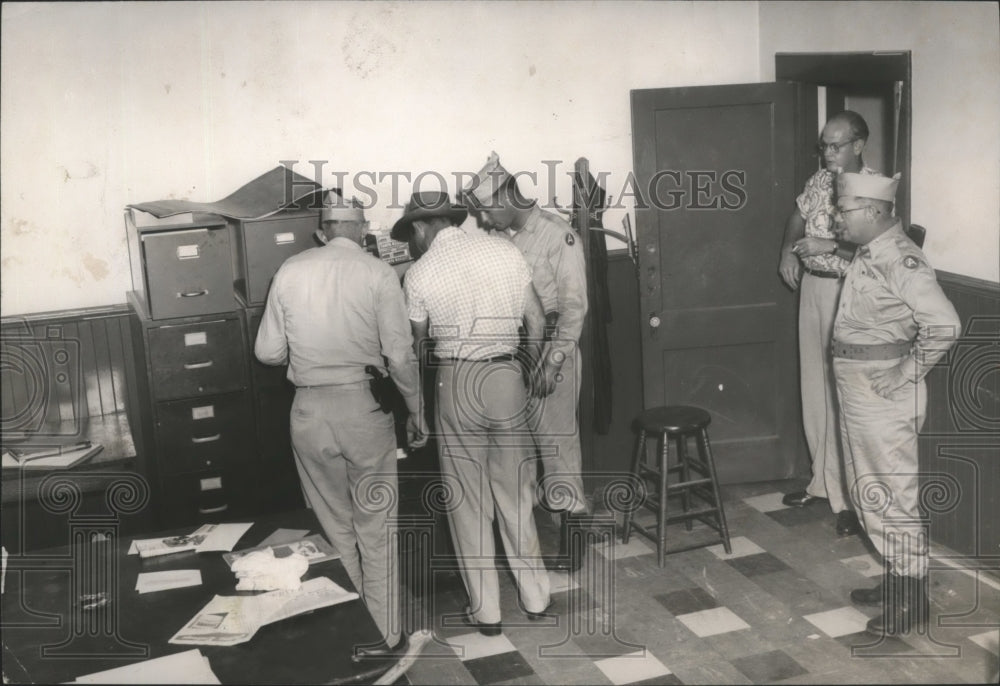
[636,405,711,434]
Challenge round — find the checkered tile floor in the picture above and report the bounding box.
[398,480,1000,685]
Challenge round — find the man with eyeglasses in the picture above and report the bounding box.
[776,111,878,537]
[830,172,959,635]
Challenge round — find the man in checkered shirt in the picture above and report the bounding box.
[394,191,553,635]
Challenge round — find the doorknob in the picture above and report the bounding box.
[648,314,661,329]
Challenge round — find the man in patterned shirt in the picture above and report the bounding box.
[395,191,552,636]
[777,111,878,537]
[831,172,959,635]
[465,152,591,572]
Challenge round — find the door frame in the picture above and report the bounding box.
[775,51,912,228]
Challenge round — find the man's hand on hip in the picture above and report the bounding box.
[870,364,910,399]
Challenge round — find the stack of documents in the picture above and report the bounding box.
[2,441,103,470]
[129,523,253,559]
[169,576,358,646]
[136,570,203,594]
[222,532,339,568]
[72,648,219,683]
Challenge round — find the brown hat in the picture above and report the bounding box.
[390,191,468,241]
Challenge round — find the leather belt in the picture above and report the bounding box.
[831,340,912,360]
[803,267,844,280]
[437,354,515,365]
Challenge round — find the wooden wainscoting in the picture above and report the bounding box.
[921,272,1000,565]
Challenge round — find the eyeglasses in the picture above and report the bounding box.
[834,206,867,218]
[816,139,858,155]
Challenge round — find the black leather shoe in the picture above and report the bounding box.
[850,580,885,607]
[526,600,555,621]
[351,638,405,662]
[463,607,502,636]
[866,575,929,636]
[782,491,828,508]
[836,510,863,536]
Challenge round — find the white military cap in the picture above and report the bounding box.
[321,190,365,222]
[465,151,513,204]
[837,172,901,202]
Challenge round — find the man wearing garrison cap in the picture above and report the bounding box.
[465,152,590,572]
[777,111,878,538]
[255,190,427,655]
[830,172,960,636]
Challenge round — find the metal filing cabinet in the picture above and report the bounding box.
[128,292,258,528]
[242,297,305,513]
[230,209,321,305]
[125,211,237,320]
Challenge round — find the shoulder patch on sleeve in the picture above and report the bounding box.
[903,255,920,269]
[564,232,575,246]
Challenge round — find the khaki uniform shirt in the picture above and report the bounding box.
[255,237,420,412]
[833,222,961,381]
[507,204,588,346]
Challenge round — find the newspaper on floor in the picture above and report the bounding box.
[72,648,220,684]
[136,570,203,594]
[222,533,339,569]
[130,523,253,559]
[169,576,359,646]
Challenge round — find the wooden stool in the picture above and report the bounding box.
[622,405,732,566]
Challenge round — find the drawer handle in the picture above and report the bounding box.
[199,504,228,514]
[178,289,209,298]
[191,433,222,444]
[183,360,214,370]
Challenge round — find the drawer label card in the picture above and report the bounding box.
[200,476,223,491]
[184,332,208,346]
[191,405,215,420]
[274,232,296,245]
[176,244,200,260]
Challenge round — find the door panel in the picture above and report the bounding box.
[631,82,802,483]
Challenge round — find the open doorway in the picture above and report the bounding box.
[776,51,911,228]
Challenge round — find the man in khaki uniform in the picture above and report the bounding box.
[831,172,960,636]
[777,111,877,537]
[255,193,426,653]
[465,152,590,571]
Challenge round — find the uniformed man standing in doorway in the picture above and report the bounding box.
[831,172,960,635]
[465,152,590,571]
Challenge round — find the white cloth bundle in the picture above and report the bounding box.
[231,549,309,591]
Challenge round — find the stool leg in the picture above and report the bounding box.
[677,433,693,532]
[698,427,731,554]
[657,431,669,568]
[622,429,646,544]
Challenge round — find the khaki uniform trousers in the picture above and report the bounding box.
[289,385,400,644]
[529,345,587,514]
[834,357,928,579]
[799,273,852,513]
[435,358,551,624]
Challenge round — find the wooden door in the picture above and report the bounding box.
[631,82,804,483]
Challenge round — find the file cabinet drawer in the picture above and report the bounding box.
[154,392,251,474]
[148,318,247,400]
[233,211,319,305]
[142,225,236,319]
[156,470,255,529]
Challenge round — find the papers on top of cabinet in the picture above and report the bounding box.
[71,648,219,684]
[129,523,253,559]
[168,576,358,647]
[136,570,203,594]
